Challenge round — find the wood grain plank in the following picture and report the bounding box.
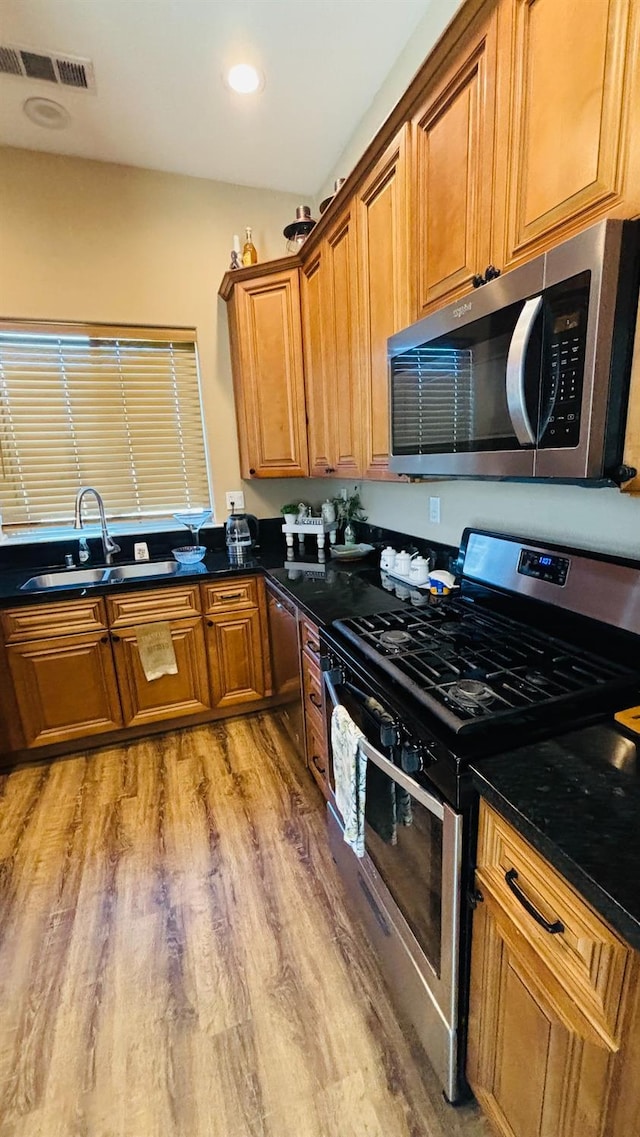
[0,712,490,1137]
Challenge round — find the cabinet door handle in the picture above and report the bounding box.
[311,753,326,776]
[484,264,501,282]
[249,467,256,475]
[100,635,109,644]
[305,639,319,657]
[220,592,244,601]
[325,466,335,474]
[206,619,214,627]
[309,692,322,708]
[472,273,486,288]
[505,868,564,934]
[111,633,120,642]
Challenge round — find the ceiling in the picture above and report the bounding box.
[0,0,436,195]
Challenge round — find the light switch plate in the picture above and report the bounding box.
[134,542,150,561]
[226,490,245,511]
[429,496,441,524]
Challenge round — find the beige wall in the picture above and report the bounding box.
[2,140,639,558]
[317,0,465,203]
[0,144,313,524]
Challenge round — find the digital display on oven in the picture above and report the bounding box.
[518,549,570,586]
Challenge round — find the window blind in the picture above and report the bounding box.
[0,322,210,528]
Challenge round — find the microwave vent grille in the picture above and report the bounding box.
[391,346,474,453]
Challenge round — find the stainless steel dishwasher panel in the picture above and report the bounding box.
[265,579,304,757]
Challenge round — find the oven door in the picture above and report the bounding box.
[323,666,464,1101]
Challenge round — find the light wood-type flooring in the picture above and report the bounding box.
[0,711,491,1137]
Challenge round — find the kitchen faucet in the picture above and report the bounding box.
[74,487,121,565]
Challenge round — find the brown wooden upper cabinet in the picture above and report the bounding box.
[225,265,309,478]
[496,0,640,271]
[412,6,499,314]
[356,126,412,480]
[301,206,362,478]
[219,0,640,490]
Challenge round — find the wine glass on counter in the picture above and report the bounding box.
[172,508,211,564]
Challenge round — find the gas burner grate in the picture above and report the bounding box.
[333,601,637,734]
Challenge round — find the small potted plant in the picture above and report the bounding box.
[332,487,367,545]
[280,502,303,525]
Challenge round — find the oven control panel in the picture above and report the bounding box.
[518,548,570,586]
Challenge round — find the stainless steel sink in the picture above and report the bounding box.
[109,560,180,581]
[20,568,111,591]
[20,560,181,591]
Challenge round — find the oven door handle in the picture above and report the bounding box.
[325,671,446,821]
[324,668,398,746]
[323,669,342,709]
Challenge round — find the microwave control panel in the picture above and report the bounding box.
[518,549,570,586]
[538,272,590,448]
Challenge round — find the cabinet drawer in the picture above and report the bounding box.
[305,714,330,798]
[106,585,201,628]
[302,651,324,718]
[201,577,260,613]
[299,614,321,662]
[2,597,107,643]
[476,802,631,1043]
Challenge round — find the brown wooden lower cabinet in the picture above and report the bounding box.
[6,629,122,747]
[467,802,640,1137]
[305,709,330,797]
[205,608,267,709]
[111,617,210,727]
[0,575,273,757]
[299,612,331,799]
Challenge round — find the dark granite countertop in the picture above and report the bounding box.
[0,540,404,627]
[471,724,640,951]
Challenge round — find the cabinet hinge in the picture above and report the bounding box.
[467,887,484,910]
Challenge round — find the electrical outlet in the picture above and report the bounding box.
[226,490,245,511]
[429,496,441,524]
[340,487,348,501]
[134,542,150,561]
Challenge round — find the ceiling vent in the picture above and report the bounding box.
[0,44,96,91]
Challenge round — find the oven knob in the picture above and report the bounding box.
[399,743,423,775]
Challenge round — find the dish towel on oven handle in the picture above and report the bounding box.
[331,704,367,858]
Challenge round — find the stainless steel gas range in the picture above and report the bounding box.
[320,529,640,1103]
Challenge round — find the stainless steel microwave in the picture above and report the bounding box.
[388,220,640,482]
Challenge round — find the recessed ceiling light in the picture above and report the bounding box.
[23,96,71,129]
[225,63,263,95]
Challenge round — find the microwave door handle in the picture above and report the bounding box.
[506,295,543,446]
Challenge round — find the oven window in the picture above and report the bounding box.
[364,760,443,978]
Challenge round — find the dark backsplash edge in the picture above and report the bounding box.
[0,516,459,575]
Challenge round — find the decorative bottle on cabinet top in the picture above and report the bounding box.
[242,227,258,266]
